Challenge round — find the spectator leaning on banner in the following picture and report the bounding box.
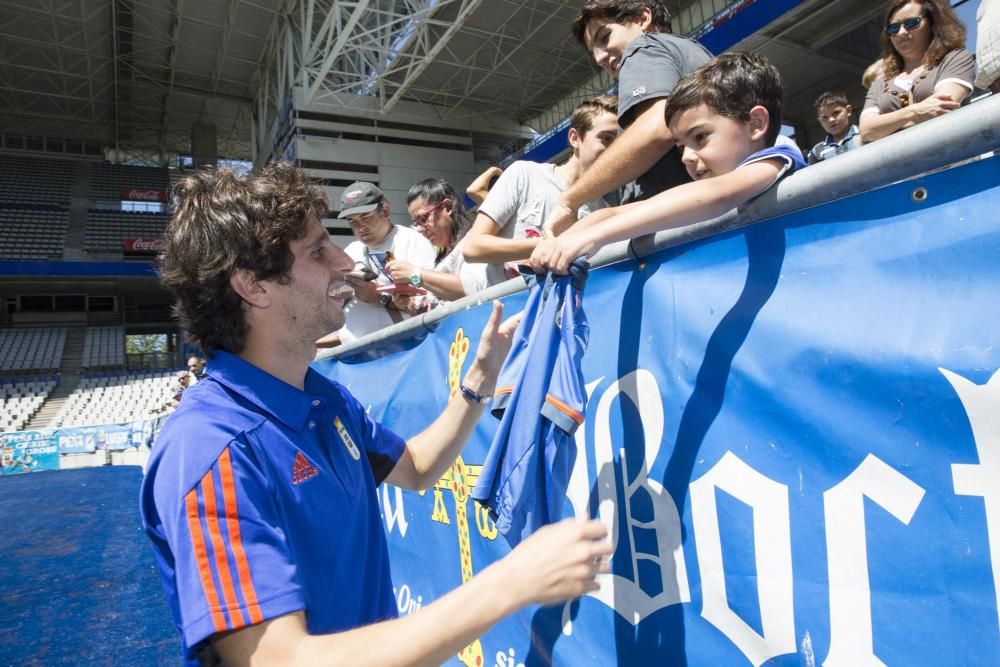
[860,0,974,143]
[531,53,806,275]
[463,95,620,287]
[142,162,613,667]
[541,0,712,237]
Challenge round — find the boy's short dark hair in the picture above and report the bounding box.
[814,92,850,112]
[665,52,784,147]
[571,1,673,49]
[159,162,327,355]
[569,94,618,136]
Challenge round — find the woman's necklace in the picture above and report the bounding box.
[885,63,934,107]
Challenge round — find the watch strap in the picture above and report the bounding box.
[459,382,489,405]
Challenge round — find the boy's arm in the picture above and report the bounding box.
[532,159,785,274]
[213,518,613,667]
[543,98,675,237]
[558,200,642,238]
[462,212,541,264]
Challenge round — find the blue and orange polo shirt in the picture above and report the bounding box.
[140,350,405,665]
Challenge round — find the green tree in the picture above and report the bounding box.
[126,334,166,355]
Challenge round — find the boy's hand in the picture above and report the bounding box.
[529,232,597,275]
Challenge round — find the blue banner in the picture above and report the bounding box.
[318,155,1000,666]
[54,427,99,454]
[1,431,59,475]
[54,422,154,453]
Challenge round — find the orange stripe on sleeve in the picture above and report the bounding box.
[185,489,227,633]
[200,469,245,628]
[494,386,514,397]
[545,394,585,425]
[217,448,263,625]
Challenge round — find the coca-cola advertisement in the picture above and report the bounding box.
[121,188,167,202]
[123,238,165,255]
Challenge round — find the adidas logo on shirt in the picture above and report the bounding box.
[291,451,319,485]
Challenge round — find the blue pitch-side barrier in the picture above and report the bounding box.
[319,146,1000,664]
[0,420,158,475]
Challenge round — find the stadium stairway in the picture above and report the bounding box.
[25,327,85,430]
[62,162,92,260]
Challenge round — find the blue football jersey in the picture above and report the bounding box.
[471,260,590,547]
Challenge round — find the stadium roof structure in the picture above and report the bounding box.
[0,0,885,163]
[0,0,609,162]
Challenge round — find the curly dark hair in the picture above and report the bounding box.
[158,162,327,355]
[571,0,672,50]
[879,0,967,81]
[665,52,784,148]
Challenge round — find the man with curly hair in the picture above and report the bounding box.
[141,162,612,667]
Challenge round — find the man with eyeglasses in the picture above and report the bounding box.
[333,182,436,345]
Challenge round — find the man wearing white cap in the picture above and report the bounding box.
[332,182,436,345]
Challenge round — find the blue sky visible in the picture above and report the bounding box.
[953,0,979,51]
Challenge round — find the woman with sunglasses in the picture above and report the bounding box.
[860,0,974,143]
[385,178,487,313]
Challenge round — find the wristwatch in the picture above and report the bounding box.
[409,268,423,288]
[459,382,490,405]
[379,292,392,307]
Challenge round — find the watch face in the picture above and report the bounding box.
[410,272,422,287]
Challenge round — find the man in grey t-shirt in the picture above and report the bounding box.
[542,1,711,236]
[464,96,619,287]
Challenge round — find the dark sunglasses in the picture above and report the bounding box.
[886,15,927,36]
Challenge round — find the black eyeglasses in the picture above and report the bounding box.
[886,15,927,36]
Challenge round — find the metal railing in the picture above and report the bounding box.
[319,94,1000,361]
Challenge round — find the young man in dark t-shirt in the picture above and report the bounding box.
[543,0,712,237]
